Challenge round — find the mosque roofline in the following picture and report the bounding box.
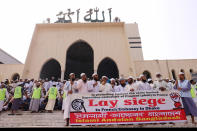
[135,59,197,62]
[0,48,23,64]
[35,22,138,28]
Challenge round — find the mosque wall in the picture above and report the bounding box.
[0,64,24,81]
[134,59,197,80]
[22,22,136,80]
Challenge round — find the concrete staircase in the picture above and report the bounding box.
[0,111,66,127]
[0,110,197,128]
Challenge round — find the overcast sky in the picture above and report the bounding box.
[0,0,196,63]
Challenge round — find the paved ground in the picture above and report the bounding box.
[0,111,197,128]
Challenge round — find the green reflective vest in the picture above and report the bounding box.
[63,91,66,99]
[191,85,197,98]
[49,87,57,100]
[0,88,6,101]
[32,87,41,99]
[14,86,22,99]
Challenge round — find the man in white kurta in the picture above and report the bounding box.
[125,76,136,92]
[76,73,89,94]
[99,76,111,93]
[153,73,168,91]
[63,73,78,126]
[43,79,50,92]
[87,73,100,93]
[137,75,152,91]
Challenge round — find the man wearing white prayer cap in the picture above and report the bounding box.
[153,72,168,91]
[63,73,78,126]
[137,74,152,91]
[125,76,136,92]
[76,73,89,94]
[99,76,111,93]
[147,78,154,89]
[109,78,119,92]
[87,73,100,93]
[114,78,126,92]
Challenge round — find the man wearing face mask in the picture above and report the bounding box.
[76,73,89,94]
[88,73,100,93]
[153,72,168,91]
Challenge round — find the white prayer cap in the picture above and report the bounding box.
[110,78,115,81]
[148,78,152,82]
[128,76,134,79]
[156,72,161,76]
[179,72,185,75]
[69,73,75,76]
[102,76,108,79]
[92,73,98,77]
[80,73,86,77]
[139,74,144,78]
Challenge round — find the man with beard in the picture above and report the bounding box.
[99,76,111,93]
[109,78,117,92]
[137,74,152,91]
[76,73,89,94]
[153,72,168,91]
[125,76,136,92]
[116,78,127,92]
[88,73,100,93]
[63,73,78,126]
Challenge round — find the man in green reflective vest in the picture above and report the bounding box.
[0,83,9,113]
[45,82,60,113]
[10,83,24,115]
[29,82,42,113]
[190,80,197,103]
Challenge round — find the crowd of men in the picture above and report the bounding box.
[0,72,197,126]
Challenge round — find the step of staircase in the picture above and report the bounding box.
[0,111,197,128]
[0,111,66,127]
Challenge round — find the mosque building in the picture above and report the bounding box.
[0,9,197,81]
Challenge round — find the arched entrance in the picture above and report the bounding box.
[12,73,20,81]
[65,40,94,79]
[40,58,61,81]
[97,57,119,79]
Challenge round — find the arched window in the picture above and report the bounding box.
[40,58,61,81]
[12,73,20,81]
[171,69,177,80]
[180,69,185,73]
[143,71,152,79]
[97,57,119,79]
[190,69,194,74]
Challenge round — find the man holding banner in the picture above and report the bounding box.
[174,72,197,124]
